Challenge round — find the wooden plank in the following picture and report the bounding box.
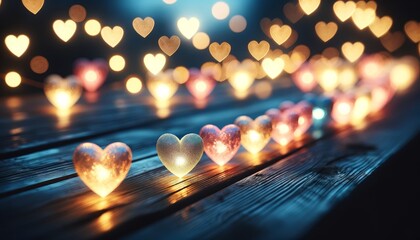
[124,90,420,240]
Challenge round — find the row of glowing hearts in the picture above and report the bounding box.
[73,101,314,197]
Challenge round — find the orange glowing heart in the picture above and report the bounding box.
[265,108,299,146]
[315,21,338,42]
[404,21,420,43]
[44,75,82,110]
[333,1,356,22]
[298,0,321,15]
[341,42,364,63]
[101,26,124,48]
[73,142,132,198]
[248,40,270,61]
[260,18,283,38]
[380,31,405,52]
[234,115,272,154]
[5,34,29,57]
[369,16,393,38]
[156,133,204,178]
[53,19,77,42]
[269,24,292,45]
[146,71,178,101]
[132,17,154,38]
[351,7,375,30]
[22,0,44,14]
[158,35,181,56]
[209,42,231,62]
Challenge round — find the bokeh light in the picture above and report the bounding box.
[109,55,126,72]
[69,4,87,23]
[229,15,247,33]
[212,2,230,20]
[85,19,102,36]
[5,71,22,88]
[126,76,143,94]
[30,56,49,74]
[192,32,210,50]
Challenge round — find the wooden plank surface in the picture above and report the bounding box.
[0,81,419,240]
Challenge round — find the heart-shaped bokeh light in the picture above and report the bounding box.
[234,115,272,154]
[44,74,82,110]
[266,108,299,146]
[147,71,179,101]
[73,142,132,198]
[74,59,108,92]
[53,19,77,42]
[186,69,216,100]
[200,124,241,166]
[5,34,30,57]
[156,133,204,178]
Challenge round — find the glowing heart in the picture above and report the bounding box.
[369,16,393,38]
[292,64,317,92]
[22,0,44,14]
[333,1,356,22]
[265,108,299,146]
[260,18,283,38]
[199,124,241,166]
[341,42,364,63]
[298,0,321,15]
[177,17,200,39]
[74,59,108,92]
[209,42,231,62]
[293,101,313,137]
[262,57,285,79]
[132,17,154,38]
[144,53,166,75]
[147,71,178,101]
[53,19,77,42]
[315,21,338,42]
[404,21,420,43]
[248,40,270,61]
[5,34,29,57]
[269,24,292,45]
[44,74,82,110]
[351,8,375,30]
[331,95,355,125]
[234,115,272,154]
[158,35,181,56]
[283,2,304,23]
[73,142,132,198]
[101,26,124,48]
[156,133,203,178]
[380,31,405,52]
[186,69,216,100]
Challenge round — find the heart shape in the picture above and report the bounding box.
[146,71,179,101]
[158,35,181,56]
[293,101,313,137]
[200,124,241,166]
[5,34,29,57]
[260,18,283,38]
[283,2,304,24]
[234,115,272,154]
[186,69,216,100]
[209,42,231,62]
[292,64,317,92]
[73,142,132,197]
[22,0,44,14]
[144,53,166,75]
[53,19,77,42]
[315,21,338,42]
[269,24,292,45]
[351,8,375,30]
[299,0,321,15]
[44,74,82,110]
[380,31,405,52]
[132,17,155,38]
[261,57,285,79]
[74,59,108,92]
[248,40,270,61]
[404,21,420,43]
[341,42,364,63]
[227,61,256,92]
[101,26,124,48]
[177,17,200,39]
[265,108,299,146]
[156,133,204,178]
[369,16,393,38]
[333,1,356,22]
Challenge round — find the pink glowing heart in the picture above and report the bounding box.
[294,101,313,137]
[74,59,108,92]
[331,94,355,125]
[266,108,299,146]
[186,69,216,100]
[292,64,317,92]
[199,124,241,166]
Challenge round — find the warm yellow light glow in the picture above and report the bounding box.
[254,81,273,99]
[101,26,124,48]
[53,19,77,42]
[5,34,30,57]
[172,66,190,84]
[192,32,210,50]
[5,71,22,88]
[341,42,364,63]
[109,55,125,72]
[44,75,82,110]
[177,17,200,39]
[351,8,375,30]
[338,67,357,91]
[261,57,285,79]
[390,63,416,92]
[299,0,321,15]
[212,1,230,20]
[248,130,261,142]
[126,77,143,94]
[229,15,247,33]
[333,1,356,22]
[147,73,179,101]
[85,19,101,36]
[351,95,371,125]
[331,97,354,125]
[144,53,166,75]
[318,68,339,93]
[22,0,44,14]
[163,0,176,4]
[228,70,255,92]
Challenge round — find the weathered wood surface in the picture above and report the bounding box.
[0,81,419,240]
